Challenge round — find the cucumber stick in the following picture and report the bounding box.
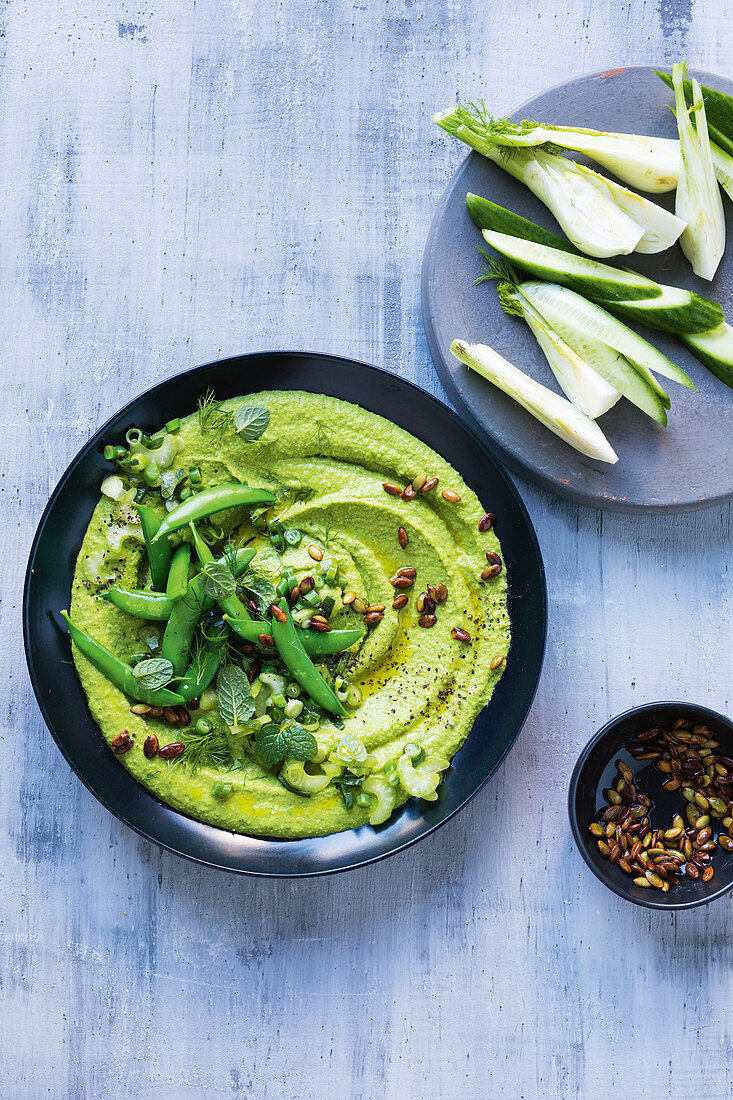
[518,283,668,423]
[483,223,722,334]
[681,324,733,388]
[610,284,723,335]
[466,193,579,253]
[521,281,694,394]
[484,230,661,302]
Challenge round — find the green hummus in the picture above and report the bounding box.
[69,391,510,837]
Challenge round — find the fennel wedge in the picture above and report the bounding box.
[520,282,692,395]
[465,117,680,193]
[434,105,685,258]
[673,63,726,281]
[497,283,620,418]
[515,283,669,423]
[450,340,619,463]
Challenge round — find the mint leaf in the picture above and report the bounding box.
[216,665,254,725]
[242,571,277,612]
[201,561,236,600]
[132,657,174,691]
[233,405,270,442]
[256,723,291,767]
[283,721,318,762]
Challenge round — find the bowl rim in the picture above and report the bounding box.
[568,700,733,910]
[23,350,547,877]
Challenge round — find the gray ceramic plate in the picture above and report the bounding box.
[422,66,733,513]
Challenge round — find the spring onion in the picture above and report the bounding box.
[433,104,685,257]
[450,340,619,463]
[673,62,725,281]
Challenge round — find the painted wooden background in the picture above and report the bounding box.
[4,0,732,1096]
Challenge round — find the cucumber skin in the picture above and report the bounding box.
[609,293,724,336]
[466,193,579,253]
[486,232,661,302]
[681,332,733,388]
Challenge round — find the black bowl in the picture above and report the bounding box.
[569,702,733,910]
[24,351,547,877]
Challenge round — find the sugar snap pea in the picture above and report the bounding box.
[189,523,256,634]
[270,600,348,717]
[99,586,174,621]
[178,621,228,702]
[161,546,256,676]
[166,543,191,601]
[152,483,276,541]
[224,612,362,657]
[61,610,185,706]
[136,503,172,591]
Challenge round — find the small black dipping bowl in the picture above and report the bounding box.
[569,702,733,910]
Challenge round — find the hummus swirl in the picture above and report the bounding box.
[70,392,510,837]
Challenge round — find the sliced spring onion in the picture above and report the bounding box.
[673,63,725,281]
[450,340,619,463]
[500,285,620,418]
[434,106,685,257]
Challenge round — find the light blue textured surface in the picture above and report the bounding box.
[4,2,732,1097]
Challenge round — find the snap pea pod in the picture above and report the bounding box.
[161,546,257,676]
[223,612,363,657]
[166,543,191,601]
[61,610,185,706]
[99,586,174,621]
[136,503,173,591]
[152,483,277,542]
[177,623,228,702]
[189,523,256,634]
[270,600,348,717]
